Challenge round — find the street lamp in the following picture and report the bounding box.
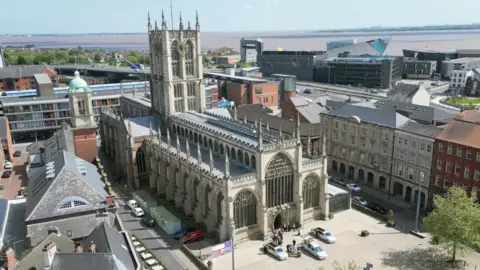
[414,172,425,232]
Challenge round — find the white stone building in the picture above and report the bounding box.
[99,12,329,242]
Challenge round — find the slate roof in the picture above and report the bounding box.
[387,83,420,98]
[43,127,76,161]
[398,121,443,138]
[327,103,410,128]
[297,103,326,123]
[374,100,454,123]
[124,116,159,138]
[0,117,8,139]
[11,233,74,270]
[3,201,27,256]
[25,150,108,222]
[0,65,55,79]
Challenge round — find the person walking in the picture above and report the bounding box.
[292,239,296,246]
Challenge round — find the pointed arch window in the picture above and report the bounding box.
[303,174,320,210]
[186,41,195,76]
[265,154,294,208]
[171,41,180,77]
[233,189,257,228]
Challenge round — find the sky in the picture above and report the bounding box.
[2,0,480,34]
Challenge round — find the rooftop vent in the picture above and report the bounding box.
[46,169,55,175]
[46,161,54,168]
[46,173,56,179]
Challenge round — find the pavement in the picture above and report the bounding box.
[0,152,28,199]
[98,150,198,270]
[210,210,480,270]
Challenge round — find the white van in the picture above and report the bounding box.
[126,199,139,209]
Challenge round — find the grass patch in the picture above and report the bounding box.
[444,97,480,108]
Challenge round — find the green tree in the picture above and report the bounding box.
[93,54,102,63]
[129,50,137,57]
[318,260,364,270]
[17,55,29,65]
[424,186,480,262]
[126,56,139,64]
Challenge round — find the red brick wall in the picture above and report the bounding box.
[431,139,480,201]
[73,128,98,163]
[226,81,279,107]
[226,82,247,105]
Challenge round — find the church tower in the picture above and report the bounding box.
[148,11,206,123]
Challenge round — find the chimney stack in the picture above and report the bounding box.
[88,241,96,253]
[43,242,57,269]
[5,247,17,269]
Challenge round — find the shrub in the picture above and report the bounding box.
[361,230,370,237]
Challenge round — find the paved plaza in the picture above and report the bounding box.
[210,210,480,270]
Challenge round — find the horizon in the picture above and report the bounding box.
[2,0,480,34]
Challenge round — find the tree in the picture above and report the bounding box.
[318,260,364,270]
[17,55,29,65]
[93,54,102,63]
[423,186,480,262]
[126,56,139,64]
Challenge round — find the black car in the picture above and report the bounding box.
[367,203,387,215]
[140,217,155,227]
[1,171,11,178]
[303,89,311,94]
[13,151,22,157]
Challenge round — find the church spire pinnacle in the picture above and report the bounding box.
[179,12,184,30]
[258,118,263,150]
[147,11,151,31]
[224,152,230,179]
[161,10,167,29]
[197,142,202,167]
[187,21,191,30]
[195,10,200,31]
[154,20,158,30]
[209,148,214,173]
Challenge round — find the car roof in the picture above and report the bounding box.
[133,207,143,210]
[128,199,137,203]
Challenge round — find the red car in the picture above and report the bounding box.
[183,230,204,243]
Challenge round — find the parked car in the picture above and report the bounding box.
[4,162,13,170]
[183,230,205,243]
[300,234,327,260]
[262,242,288,261]
[311,227,336,244]
[367,203,387,215]
[346,183,361,192]
[132,207,145,217]
[173,227,198,240]
[352,196,368,206]
[140,217,155,227]
[126,199,139,209]
[331,177,346,186]
[303,89,312,94]
[13,151,22,157]
[1,171,11,178]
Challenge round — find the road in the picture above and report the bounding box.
[117,198,189,270]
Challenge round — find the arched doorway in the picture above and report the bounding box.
[378,176,387,190]
[414,190,426,208]
[405,186,412,202]
[332,160,338,172]
[273,214,282,230]
[348,166,355,179]
[393,182,403,196]
[265,154,294,207]
[367,172,374,186]
[339,163,346,174]
[135,149,148,188]
[233,189,257,228]
[358,169,365,181]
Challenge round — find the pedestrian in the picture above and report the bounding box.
[292,239,296,246]
[297,228,301,236]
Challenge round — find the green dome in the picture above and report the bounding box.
[69,71,90,92]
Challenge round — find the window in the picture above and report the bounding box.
[335,122,339,129]
[349,150,355,160]
[434,175,440,186]
[78,100,86,115]
[360,137,366,148]
[341,148,346,157]
[255,87,262,94]
[362,128,367,136]
[409,152,416,163]
[466,150,472,160]
[404,138,408,146]
[420,143,426,152]
[456,147,462,157]
[438,143,443,152]
[477,152,480,162]
[411,140,417,149]
[383,133,388,141]
[397,164,404,176]
[350,135,355,145]
[464,167,471,179]
[446,161,451,172]
[475,169,480,181]
[359,152,365,163]
[397,137,403,145]
[55,197,89,211]
[447,144,452,155]
[444,179,449,188]
[342,124,346,131]
[426,144,432,153]
[472,186,478,198]
[455,164,460,175]
[407,167,414,180]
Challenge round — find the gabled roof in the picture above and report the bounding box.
[11,233,74,270]
[374,100,454,123]
[290,96,309,107]
[43,127,76,161]
[398,121,443,138]
[34,73,52,84]
[0,65,55,79]
[327,103,410,128]
[436,118,480,149]
[297,103,327,123]
[387,83,420,98]
[25,150,107,221]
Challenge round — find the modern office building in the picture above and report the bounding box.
[257,51,324,81]
[240,38,263,63]
[441,58,480,79]
[270,74,297,103]
[456,49,480,58]
[449,69,473,96]
[403,49,458,74]
[403,58,437,79]
[326,39,357,50]
[313,56,403,89]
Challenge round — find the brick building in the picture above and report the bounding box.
[0,65,58,91]
[430,110,480,205]
[0,117,14,161]
[205,73,279,107]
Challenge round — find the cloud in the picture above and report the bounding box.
[243,4,254,9]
